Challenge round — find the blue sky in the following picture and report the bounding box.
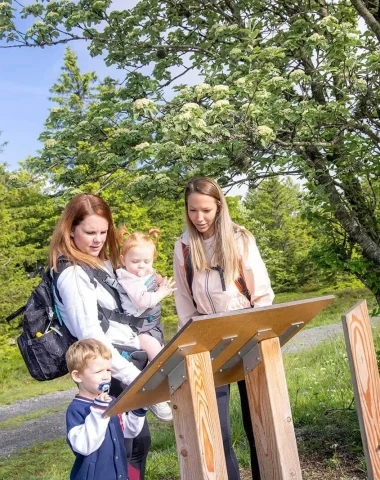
[0,1,248,195]
[0,26,125,170]
[0,0,139,171]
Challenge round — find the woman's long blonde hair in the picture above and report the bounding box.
[184,177,252,286]
[49,194,119,270]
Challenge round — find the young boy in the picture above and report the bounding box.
[65,339,147,480]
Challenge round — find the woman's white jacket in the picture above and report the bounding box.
[53,261,141,386]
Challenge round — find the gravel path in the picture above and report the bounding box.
[1,318,380,457]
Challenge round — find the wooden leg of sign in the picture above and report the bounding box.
[245,337,302,480]
[170,351,228,480]
[342,300,380,480]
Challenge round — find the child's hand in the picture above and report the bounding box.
[97,392,112,403]
[157,277,176,298]
[155,273,163,285]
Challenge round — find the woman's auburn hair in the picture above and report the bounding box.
[184,177,252,286]
[49,193,119,270]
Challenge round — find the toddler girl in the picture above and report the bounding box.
[116,228,175,421]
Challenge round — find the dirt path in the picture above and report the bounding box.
[1,318,379,458]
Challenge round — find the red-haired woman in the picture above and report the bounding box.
[49,193,156,479]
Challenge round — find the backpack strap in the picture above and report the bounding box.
[182,243,197,308]
[53,257,147,332]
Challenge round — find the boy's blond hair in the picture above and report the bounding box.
[66,339,112,373]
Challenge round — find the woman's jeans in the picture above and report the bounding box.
[216,381,260,479]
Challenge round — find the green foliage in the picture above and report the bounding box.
[242,178,319,292]
[0,165,62,332]
[4,0,380,300]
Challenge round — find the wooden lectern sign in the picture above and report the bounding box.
[105,296,334,480]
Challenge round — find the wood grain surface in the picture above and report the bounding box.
[171,351,227,479]
[105,296,334,415]
[342,300,380,480]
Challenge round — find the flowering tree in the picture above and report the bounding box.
[1,0,380,300]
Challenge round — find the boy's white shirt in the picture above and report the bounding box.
[68,401,144,456]
[116,268,158,317]
[53,261,140,387]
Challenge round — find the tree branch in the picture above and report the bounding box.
[350,0,380,42]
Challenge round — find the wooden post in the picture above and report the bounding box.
[245,337,302,480]
[342,300,380,480]
[170,351,228,480]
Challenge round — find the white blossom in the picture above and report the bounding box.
[179,111,192,121]
[257,125,275,139]
[213,85,229,93]
[309,33,324,41]
[44,139,58,148]
[181,102,201,112]
[133,98,155,110]
[213,100,230,108]
[134,142,150,151]
[290,69,305,79]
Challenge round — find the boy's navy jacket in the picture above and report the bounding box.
[66,395,146,480]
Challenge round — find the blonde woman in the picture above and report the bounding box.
[173,177,274,479]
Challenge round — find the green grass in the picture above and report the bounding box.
[0,347,73,405]
[275,286,376,329]
[0,437,72,480]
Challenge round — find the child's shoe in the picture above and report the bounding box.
[148,401,172,422]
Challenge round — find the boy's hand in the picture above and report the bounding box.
[96,392,112,403]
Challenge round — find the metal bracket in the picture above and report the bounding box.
[168,360,186,393]
[210,336,237,361]
[242,344,261,375]
[218,329,273,374]
[279,322,304,346]
[139,343,196,393]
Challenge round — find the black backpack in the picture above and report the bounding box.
[6,265,76,381]
[6,261,148,381]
